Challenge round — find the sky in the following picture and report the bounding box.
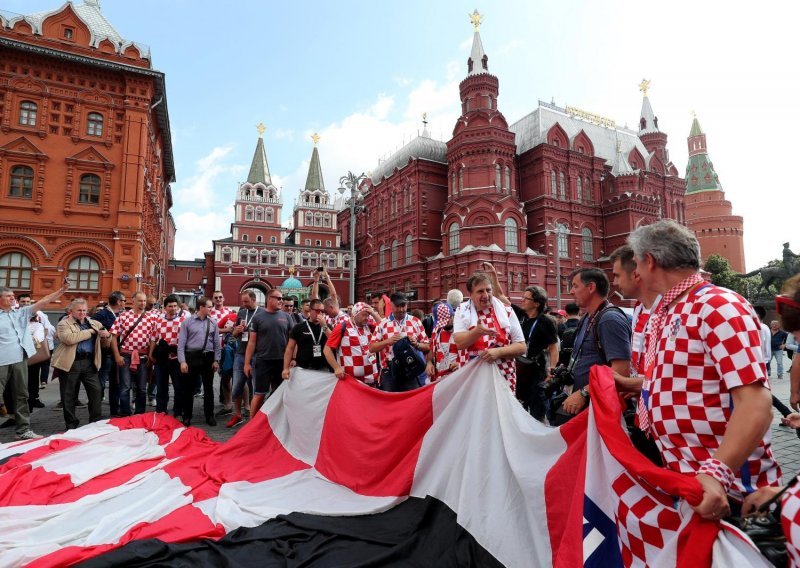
[6,0,799,271]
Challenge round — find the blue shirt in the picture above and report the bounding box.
[0,306,35,366]
[571,305,632,389]
[177,315,220,363]
[76,319,95,355]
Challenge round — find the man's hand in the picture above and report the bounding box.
[232,324,244,337]
[692,474,731,520]
[449,361,459,372]
[479,348,501,362]
[481,262,497,275]
[244,362,252,378]
[561,391,588,415]
[612,370,643,393]
[316,313,327,327]
[782,413,800,428]
[474,324,497,337]
[791,392,800,412]
[333,365,345,379]
[425,362,435,377]
[115,356,125,367]
[148,355,156,365]
[180,362,188,374]
[212,361,219,373]
[742,486,782,517]
[281,369,290,380]
[98,329,110,339]
[389,333,403,345]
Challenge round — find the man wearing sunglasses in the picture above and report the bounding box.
[628,219,780,523]
[244,290,292,415]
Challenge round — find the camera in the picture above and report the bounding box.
[538,365,574,397]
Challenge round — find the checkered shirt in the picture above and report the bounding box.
[431,328,461,381]
[325,311,349,329]
[612,470,683,567]
[781,480,800,567]
[646,284,781,496]
[370,315,428,368]
[456,305,518,392]
[327,319,379,383]
[630,302,652,377]
[110,310,156,354]
[151,312,187,346]
[209,306,232,323]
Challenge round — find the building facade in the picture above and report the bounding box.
[166,130,352,306]
[684,116,746,273]
[341,22,687,310]
[0,0,175,307]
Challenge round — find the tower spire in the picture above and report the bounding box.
[247,125,273,185]
[638,79,659,134]
[685,113,721,193]
[467,10,488,75]
[304,134,325,192]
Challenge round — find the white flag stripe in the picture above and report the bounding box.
[412,361,566,568]
[0,421,121,463]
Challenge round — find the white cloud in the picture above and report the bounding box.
[172,210,232,259]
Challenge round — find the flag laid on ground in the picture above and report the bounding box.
[0,363,771,567]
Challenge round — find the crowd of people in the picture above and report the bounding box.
[2,219,800,560]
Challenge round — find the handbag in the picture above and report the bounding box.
[28,329,51,366]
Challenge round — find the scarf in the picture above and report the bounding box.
[454,296,511,331]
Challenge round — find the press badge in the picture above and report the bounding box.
[241,331,249,343]
[313,345,322,357]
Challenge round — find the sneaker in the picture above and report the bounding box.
[206,416,217,427]
[149,398,157,407]
[225,414,243,428]
[76,400,87,407]
[40,383,46,390]
[15,430,42,440]
[215,407,233,417]
[52,401,64,411]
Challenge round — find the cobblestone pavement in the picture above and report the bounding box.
[3,355,799,478]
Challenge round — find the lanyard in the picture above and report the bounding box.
[523,315,540,343]
[241,307,259,328]
[305,320,322,346]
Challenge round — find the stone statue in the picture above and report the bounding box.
[738,242,800,296]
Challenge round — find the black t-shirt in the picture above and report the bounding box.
[250,310,292,360]
[290,321,331,371]
[235,307,262,355]
[511,305,558,361]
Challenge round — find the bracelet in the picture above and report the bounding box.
[697,458,735,492]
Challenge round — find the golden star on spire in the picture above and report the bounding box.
[638,79,650,97]
[311,132,320,146]
[256,123,266,137]
[469,9,483,31]
[691,110,696,118]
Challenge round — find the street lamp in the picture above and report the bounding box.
[134,273,142,290]
[338,171,367,306]
[544,223,567,309]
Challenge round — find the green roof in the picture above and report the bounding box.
[689,117,703,137]
[685,154,721,194]
[304,146,325,191]
[247,137,273,185]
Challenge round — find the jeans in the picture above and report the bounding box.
[770,351,785,377]
[0,360,31,435]
[98,351,112,396]
[118,354,148,415]
[61,357,102,429]
[231,352,253,400]
[154,358,182,415]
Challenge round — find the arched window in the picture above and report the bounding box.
[495,164,502,190]
[576,177,582,203]
[221,247,232,263]
[582,228,594,261]
[379,245,386,271]
[458,168,464,193]
[240,250,248,263]
[86,112,103,136]
[327,254,336,268]
[245,206,254,221]
[391,240,399,268]
[448,223,460,255]
[255,207,264,222]
[256,235,263,243]
[343,254,351,269]
[249,249,258,264]
[323,214,331,228]
[301,252,310,267]
[309,252,318,267]
[559,173,566,200]
[19,101,37,126]
[305,212,313,226]
[0,252,32,289]
[505,166,511,191]
[285,251,295,265]
[504,218,518,253]
[241,234,248,242]
[78,173,101,205]
[68,256,100,291]
[583,177,591,203]
[550,171,557,197]
[9,165,34,198]
[315,213,323,227]
[405,235,412,264]
[269,251,279,265]
[556,223,569,258]
[261,249,269,262]
[265,208,274,223]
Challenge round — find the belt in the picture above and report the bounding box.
[74,352,94,360]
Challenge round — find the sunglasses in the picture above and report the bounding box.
[213,296,223,300]
[776,295,800,316]
[269,296,283,301]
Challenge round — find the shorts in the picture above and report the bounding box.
[254,359,283,395]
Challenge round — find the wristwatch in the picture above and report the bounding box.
[579,388,589,399]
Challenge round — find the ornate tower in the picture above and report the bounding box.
[684,115,746,272]
[442,10,523,255]
[292,134,340,258]
[231,124,284,247]
[637,80,677,174]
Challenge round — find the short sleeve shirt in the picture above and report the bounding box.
[571,307,632,389]
[110,310,156,353]
[370,315,428,367]
[647,284,781,495]
[510,305,558,361]
[250,310,292,361]
[151,312,187,346]
[290,321,330,370]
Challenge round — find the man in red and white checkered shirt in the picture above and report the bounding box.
[629,219,781,522]
[209,291,233,414]
[110,291,156,416]
[369,292,429,391]
[324,302,381,385]
[147,294,186,416]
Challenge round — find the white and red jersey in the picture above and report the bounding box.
[209,306,232,324]
[325,310,349,330]
[326,318,379,384]
[370,315,428,368]
[646,283,781,497]
[781,482,800,567]
[430,327,460,381]
[151,311,187,346]
[110,310,156,354]
[454,304,523,392]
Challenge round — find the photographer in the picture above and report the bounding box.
[556,268,631,420]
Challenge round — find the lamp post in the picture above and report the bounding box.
[338,171,367,306]
[134,273,142,291]
[544,223,566,310]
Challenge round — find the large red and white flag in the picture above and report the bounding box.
[0,363,770,567]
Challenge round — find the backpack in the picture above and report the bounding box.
[391,337,427,386]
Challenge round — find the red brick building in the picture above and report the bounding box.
[0,0,175,308]
[684,115,746,273]
[341,24,687,309]
[165,131,351,306]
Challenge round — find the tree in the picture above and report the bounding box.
[703,254,760,299]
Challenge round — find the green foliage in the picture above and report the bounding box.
[703,254,761,298]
